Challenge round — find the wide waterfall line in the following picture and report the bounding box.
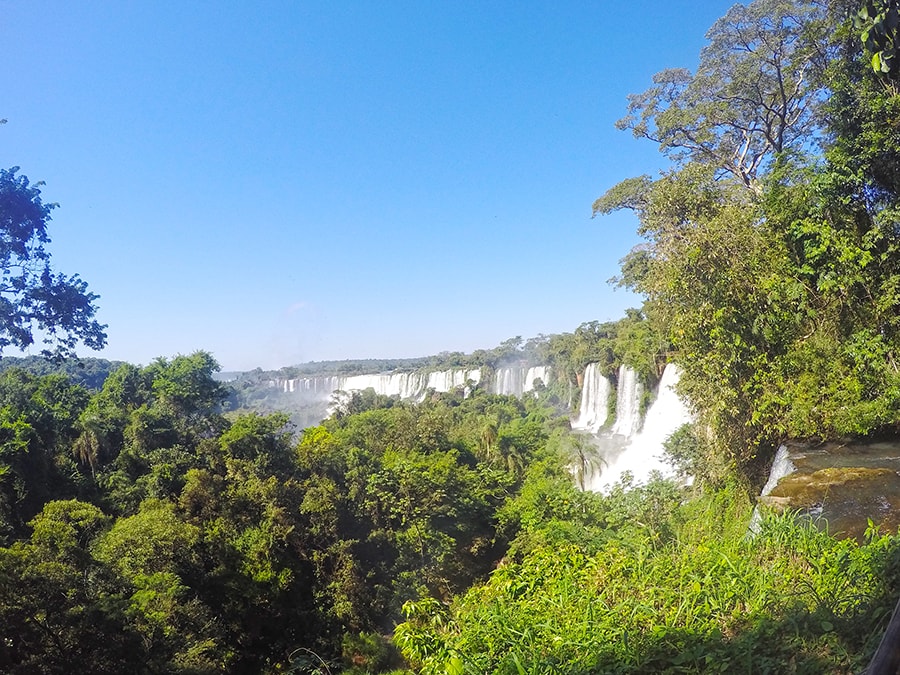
[277,368,483,402]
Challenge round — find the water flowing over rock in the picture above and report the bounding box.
[276,368,481,404]
[271,367,509,427]
[611,365,644,438]
[760,445,796,497]
[748,445,795,535]
[282,376,342,397]
[753,441,900,541]
[493,365,551,396]
[581,363,693,492]
[426,369,482,392]
[571,363,610,433]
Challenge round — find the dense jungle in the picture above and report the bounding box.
[6,0,900,673]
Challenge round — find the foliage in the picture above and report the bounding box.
[0,355,584,672]
[9,2,900,673]
[396,486,900,675]
[0,168,106,358]
[614,0,831,190]
[0,355,123,390]
[857,0,900,78]
[593,0,900,478]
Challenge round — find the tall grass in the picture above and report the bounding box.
[395,484,900,674]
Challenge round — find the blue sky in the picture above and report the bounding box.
[2,1,734,371]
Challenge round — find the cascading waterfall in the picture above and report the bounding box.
[283,376,342,396]
[576,362,693,492]
[277,368,485,404]
[493,365,551,396]
[760,445,796,496]
[340,372,430,399]
[595,364,691,488]
[571,363,610,433]
[524,366,550,392]
[748,445,795,535]
[426,369,481,393]
[610,365,643,438]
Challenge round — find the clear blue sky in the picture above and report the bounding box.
[2,1,734,371]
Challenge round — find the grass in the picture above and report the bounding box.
[394,483,900,674]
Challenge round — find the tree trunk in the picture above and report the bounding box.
[868,595,900,675]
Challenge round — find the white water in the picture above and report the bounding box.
[610,365,644,438]
[594,364,691,488]
[283,375,342,396]
[571,363,611,433]
[493,365,551,396]
[426,369,481,393]
[748,445,796,535]
[277,368,483,403]
[576,363,693,491]
[760,445,796,496]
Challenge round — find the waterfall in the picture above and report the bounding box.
[426,369,481,394]
[275,368,485,404]
[339,372,430,399]
[493,365,551,396]
[578,363,693,492]
[493,367,523,396]
[523,366,550,392]
[271,363,547,429]
[282,375,342,398]
[571,363,610,433]
[596,364,690,488]
[760,445,796,496]
[610,365,643,438]
[748,445,796,535]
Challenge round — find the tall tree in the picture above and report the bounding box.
[614,0,832,191]
[593,0,900,476]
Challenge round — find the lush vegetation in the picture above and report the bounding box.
[0,356,589,673]
[7,0,900,673]
[0,355,123,390]
[3,355,899,673]
[595,0,900,482]
[0,168,106,358]
[396,485,900,674]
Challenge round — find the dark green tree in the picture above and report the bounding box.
[0,168,106,358]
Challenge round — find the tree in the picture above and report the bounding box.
[613,0,831,191]
[596,0,900,477]
[857,0,900,80]
[0,168,106,358]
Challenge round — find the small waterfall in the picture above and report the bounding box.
[610,365,643,438]
[760,445,796,496]
[571,363,611,433]
[748,445,796,535]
